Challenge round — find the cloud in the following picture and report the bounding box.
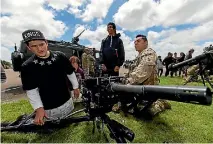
[113,0,213,31]
[47,0,114,22]
[73,24,137,60]
[1,0,68,62]
[78,0,114,22]
[46,0,86,11]
[147,20,213,58]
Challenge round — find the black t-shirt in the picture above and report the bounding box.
[20,51,75,110]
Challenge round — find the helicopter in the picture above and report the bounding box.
[11,29,100,72]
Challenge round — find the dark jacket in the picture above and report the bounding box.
[163,56,176,67]
[177,54,185,63]
[99,33,125,69]
[184,53,192,60]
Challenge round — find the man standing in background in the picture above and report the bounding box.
[183,49,194,78]
[99,22,125,76]
[82,48,96,77]
[163,52,176,77]
[172,52,178,76]
[177,52,185,76]
[157,56,163,77]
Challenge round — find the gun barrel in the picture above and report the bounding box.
[169,53,206,70]
[111,83,212,106]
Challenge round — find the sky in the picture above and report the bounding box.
[1,0,213,63]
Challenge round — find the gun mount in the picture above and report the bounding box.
[11,29,100,72]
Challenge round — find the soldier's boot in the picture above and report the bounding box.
[158,99,171,109]
[112,102,121,113]
[148,100,171,117]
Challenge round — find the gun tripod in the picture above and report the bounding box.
[1,108,135,143]
[184,64,213,89]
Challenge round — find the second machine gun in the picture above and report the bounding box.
[1,76,212,143]
[169,44,213,88]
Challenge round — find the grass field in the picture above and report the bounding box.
[1,76,213,143]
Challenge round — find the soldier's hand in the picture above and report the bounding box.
[121,78,130,84]
[73,88,80,98]
[102,64,107,71]
[114,66,120,72]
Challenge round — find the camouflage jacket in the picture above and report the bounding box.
[127,48,158,85]
[82,52,96,74]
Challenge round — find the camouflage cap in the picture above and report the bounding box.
[22,29,45,43]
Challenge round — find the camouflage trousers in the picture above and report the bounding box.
[148,99,171,116]
[187,65,199,75]
[113,98,171,117]
[185,65,199,82]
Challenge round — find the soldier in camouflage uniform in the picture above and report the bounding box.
[81,48,89,76]
[88,48,96,76]
[184,65,199,82]
[113,34,171,117]
[81,48,96,77]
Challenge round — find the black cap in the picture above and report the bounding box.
[22,29,45,43]
[107,22,116,29]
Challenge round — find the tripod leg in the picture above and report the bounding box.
[102,115,127,143]
[204,75,213,89]
[200,73,206,86]
[92,120,95,134]
[101,125,110,143]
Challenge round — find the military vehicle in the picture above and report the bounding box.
[11,30,100,72]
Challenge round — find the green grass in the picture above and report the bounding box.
[1,76,213,143]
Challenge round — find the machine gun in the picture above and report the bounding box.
[1,76,212,143]
[72,29,85,45]
[169,44,213,88]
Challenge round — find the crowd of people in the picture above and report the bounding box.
[157,49,194,78]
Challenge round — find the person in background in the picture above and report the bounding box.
[81,48,96,77]
[69,56,84,103]
[177,52,185,76]
[183,49,194,78]
[172,52,178,76]
[157,56,163,77]
[163,52,176,77]
[70,56,85,80]
[99,22,125,76]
